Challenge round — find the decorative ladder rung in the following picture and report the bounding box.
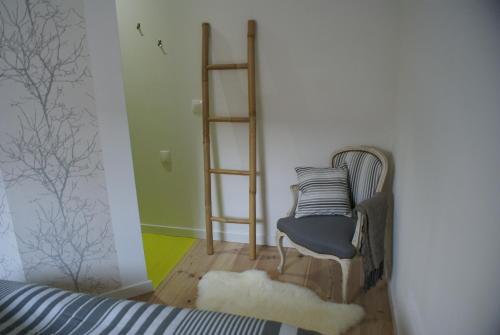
[207,63,248,70]
[209,169,250,176]
[211,216,249,224]
[208,116,249,123]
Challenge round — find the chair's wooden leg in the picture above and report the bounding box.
[276,232,286,273]
[340,259,351,303]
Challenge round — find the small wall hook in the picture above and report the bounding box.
[157,40,166,55]
[136,22,143,36]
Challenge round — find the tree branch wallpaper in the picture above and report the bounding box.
[0,0,121,293]
[0,172,25,282]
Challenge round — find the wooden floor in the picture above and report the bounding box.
[135,240,394,335]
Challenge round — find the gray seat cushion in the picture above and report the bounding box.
[277,215,357,258]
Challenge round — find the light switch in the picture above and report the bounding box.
[191,99,202,115]
[160,150,171,163]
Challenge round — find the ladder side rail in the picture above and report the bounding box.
[247,20,257,260]
[202,23,214,255]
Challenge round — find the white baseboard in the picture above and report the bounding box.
[101,280,153,299]
[141,223,266,245]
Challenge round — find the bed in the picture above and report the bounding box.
[0,280,320,334]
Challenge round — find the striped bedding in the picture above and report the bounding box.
[0,280,319,335]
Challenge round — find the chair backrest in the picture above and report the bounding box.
[331,146,388,206]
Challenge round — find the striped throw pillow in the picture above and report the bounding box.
[295,166,352,218]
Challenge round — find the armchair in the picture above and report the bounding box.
[276,146,389,303]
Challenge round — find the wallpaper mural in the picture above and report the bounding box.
[0,0,121,293]
[0,172,25,282]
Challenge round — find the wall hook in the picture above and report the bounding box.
[157,40,166,54]
[136,22,143,36]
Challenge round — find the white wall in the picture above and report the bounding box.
[84,0,152,297]
[391,1,500,334]
[116,0,398,245]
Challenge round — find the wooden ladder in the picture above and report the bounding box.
[202,20,257,259]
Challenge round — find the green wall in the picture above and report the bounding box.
[116,0,204,230]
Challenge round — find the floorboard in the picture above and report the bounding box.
[133,240,394,335]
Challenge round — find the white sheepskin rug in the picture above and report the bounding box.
[197,270,365,335]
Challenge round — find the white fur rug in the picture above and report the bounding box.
[197,270,364,335]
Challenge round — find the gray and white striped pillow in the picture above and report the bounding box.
[295,166,352,218]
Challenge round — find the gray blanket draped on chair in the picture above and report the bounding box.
[355,192,389,290]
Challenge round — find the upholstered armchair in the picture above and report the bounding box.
[276,146,389,303]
